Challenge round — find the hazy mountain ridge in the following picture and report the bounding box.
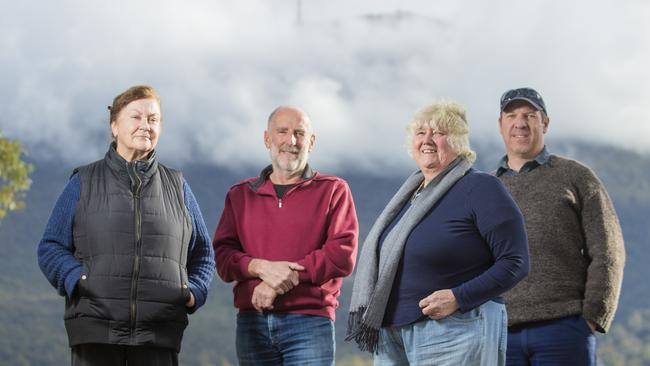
[1,139,648,365]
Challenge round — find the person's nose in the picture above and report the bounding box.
[423,130,436,144]
[513,116,528,129]
[290,134,297,146]
[138,118,151,130]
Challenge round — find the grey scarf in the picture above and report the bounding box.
[346,157,473,353]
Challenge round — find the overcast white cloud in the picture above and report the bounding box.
[1,0,648,171]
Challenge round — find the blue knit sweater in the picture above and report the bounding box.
[378,169,530,326]
[37,173,215,313]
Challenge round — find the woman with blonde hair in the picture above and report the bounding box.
[348,101,530,365]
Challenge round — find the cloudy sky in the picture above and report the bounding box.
[1,0,648,172]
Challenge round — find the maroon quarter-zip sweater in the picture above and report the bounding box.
[213,165,359,320]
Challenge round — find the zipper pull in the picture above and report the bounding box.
[278,199,283,208]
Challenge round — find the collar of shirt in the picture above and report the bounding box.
[496,146,550,177]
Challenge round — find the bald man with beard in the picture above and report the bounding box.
[213,106,359,366]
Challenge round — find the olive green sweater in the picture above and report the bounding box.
[498,155,625,332]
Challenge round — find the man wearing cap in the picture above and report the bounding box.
[495,87,625,365]
[213,105,359,366]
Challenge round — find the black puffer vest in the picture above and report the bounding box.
[64,146,192,352]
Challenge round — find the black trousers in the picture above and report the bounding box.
[71,343,179,366]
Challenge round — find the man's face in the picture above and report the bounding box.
[499,101,549,160]
[264,108,315,175]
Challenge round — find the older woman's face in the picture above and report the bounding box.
[111,98,161,161]
[411,126,458,177]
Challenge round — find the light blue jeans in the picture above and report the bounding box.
[236,312,335,366]
[375,300,507,366]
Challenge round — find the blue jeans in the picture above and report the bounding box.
[236,312,335,366]
[375,300,507,366]
[506,315,597,366]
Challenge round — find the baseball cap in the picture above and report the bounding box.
[500,87,547,115]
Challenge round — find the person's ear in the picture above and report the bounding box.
[308,134,316,152]
[264,130,271,148]
[542,116,550,134]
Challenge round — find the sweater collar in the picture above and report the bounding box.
[496,145,550,177]
[249,164,314,192]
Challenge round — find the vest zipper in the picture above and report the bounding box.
[130,163,143,338]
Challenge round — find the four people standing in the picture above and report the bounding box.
[496,88,625,365]
[37,86,625,366]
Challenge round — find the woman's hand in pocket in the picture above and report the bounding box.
[185,291,195,308]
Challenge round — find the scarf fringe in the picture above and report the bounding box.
[346,308,380,354]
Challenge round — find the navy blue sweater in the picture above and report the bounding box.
[37,173,215,312]
[378,169,529,326]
